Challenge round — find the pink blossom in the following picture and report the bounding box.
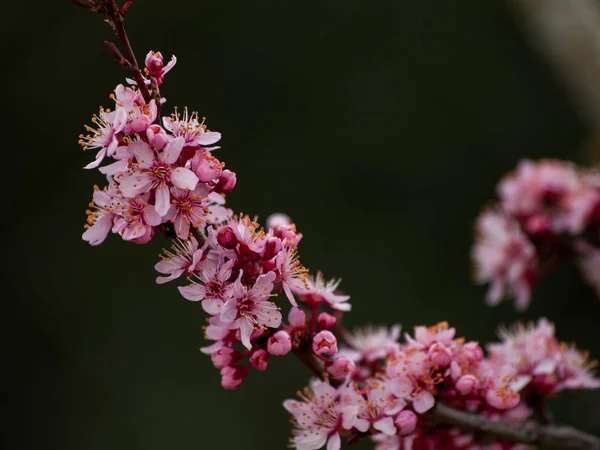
[267,213,303,247]
[480,364,521,410]
[80,107,127,169]
[455,375,478,396]
[313,331,338,356]
[83,183,122,246]
[165,186,209,239]
[220,271,281,349]
[228,215,270,256]
[340,325,401,363]
[317,313,337,330]
[178,259,235,314]
[268,330,292,356]
[288,307,307,328]
[210,347,236,369]
[276,246,308,306]
[284,380,358,450]
[294,272,351,311]
[191,151,224,182]
[407,322,456,349]
[162,107,221,148]
[214,169,237,193]
[154,236,203,284]
[112,194,162,244]
[472,210,537,310]
[146,124,169,150]
[118,138,199,216]
[220,365,248,390]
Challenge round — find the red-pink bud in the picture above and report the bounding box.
[250,349,269,371]
[312,331,338,356]
[217,227,237,249]
[220,365,248,390]
[428,343,452,368]
[146,124,168,150]
[463,342,484,362]
[267,330,292,356]
[327,357,355,379]
[211,347,235,369]
[456,374,478,396]
[317,312,337,330]
[145,51,164,79]
[288,307,306,328]
[263,237,282,260]
[214,170,237,193]
[394,411,417,435]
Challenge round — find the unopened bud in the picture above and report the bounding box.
[456,374,478,396]
[288,307,306,328]
[312,331,338,356]
[220,365,248,390]
[267,330,292,356]
[146,124,168,150]
[214,170,237,193]
[211,347,235,369]
[217,227,237,249]
[394,411,417,435]
[145,51,164,78]
[428,343,452,368]
[327,357,355,379]
[263,237,282,260]
[317,312,336,330]
[250,349,269,371]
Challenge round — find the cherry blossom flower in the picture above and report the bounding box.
[178,258,235,314]
[112,194,162,244]
[339,324,401,363]
[144,50,177,85]
[82,183,122,246]
[276,246,308,306]
[163,107,221,148]
[154,237,203,284]
[220,271,281,349]
[472,210,537,310]
[80,107,127,169]
[118,138,199,216]
[294,272,351,311]
[166,186,209,239]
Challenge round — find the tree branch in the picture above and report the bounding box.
[424,402,600,450]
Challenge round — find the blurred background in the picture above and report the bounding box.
[3,0,600,449]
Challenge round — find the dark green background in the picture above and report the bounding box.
[3,1,600,449]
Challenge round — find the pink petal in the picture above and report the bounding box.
[177,284,206,301]
[128,140,155,168]
[239,318,254,350]
[373,417,396,436]
[83,148,107,169]
[143,205,163,226]
[354,418,370,433]
[156,269,184,284]
[413,392,435,413]
[283,282,298,307]
[82,214,112,245]
[174,213,191,239]
[220,299,239,323]
[118,172,154,197]
[160,136,185,164]
[326,432,341,450]
[99,158,129,175]
[198,131,221,146]
[202,298,224,315]
[154,183,171,217]
[113,107,128,133]
[171,168,199,190]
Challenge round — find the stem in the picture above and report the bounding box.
[423,402,600,450]
[101,0,152,103]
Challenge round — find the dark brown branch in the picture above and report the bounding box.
[424,402,600,450]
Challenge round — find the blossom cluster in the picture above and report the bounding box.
[158,212,354,389]
[472,159,600,310]
[285,320,600,450]
[81,51,235,245]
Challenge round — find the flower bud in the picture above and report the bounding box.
[192,152,223,182]
[217,226,237,249]
[220,365,248,390]
[317,312,337,330]
[267,330,292,356]
[250,349,269,371]
[214,170,237,193]
[394,411,417,435]
[263,237,283,260]
[69,0,100,10]
[145,51,164,78]
[327,357,355,379]
[288,307,306,328]
[463,342,484,362]
[312,331,338,356]
[266,213,293,230]
[146,124,168,150]
[456,374,478,396]
[211,347,235,369]
[428,343,452,368]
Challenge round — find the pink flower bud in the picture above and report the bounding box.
[327,357,355,379]
[145,51,164,78]
[146,125,168,150]
[217,227,237,249]
[214,170,237,193]
[192,152,223,183]
[312,331,338,356]
[250,349,269,371]
[267,330,292,356]
[211,347,235,369]
[288,307,306,328]
[463,342,484,362]
[317,312,337,330]
[428,343,452,368]
[456,375,478,395]
[263,237,282,260]
[220,365,248,390]
[394,411,417,435]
